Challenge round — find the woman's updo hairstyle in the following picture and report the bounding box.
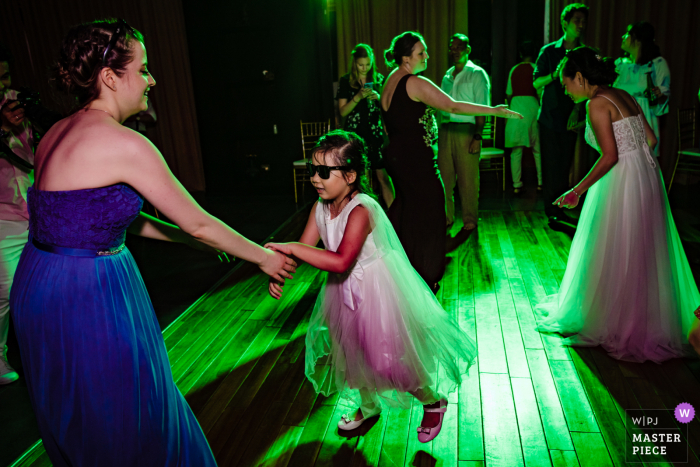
[51,18,144,107]
[628,22,661,65]
[384,31,424,69]
[311,130,376,199]
[562,46,618,86]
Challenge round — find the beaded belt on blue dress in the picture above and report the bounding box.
[32,238,125,257]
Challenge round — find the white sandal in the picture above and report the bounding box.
[417,399,448,443]
[338,407,381,431]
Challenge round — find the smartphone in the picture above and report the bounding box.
[363,82,373,90]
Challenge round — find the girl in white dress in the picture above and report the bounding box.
[534,47,700,363]
[266,130,476,442]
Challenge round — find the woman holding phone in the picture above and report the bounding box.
[336,43,394,207]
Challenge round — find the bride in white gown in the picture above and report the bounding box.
[534,46,700,363]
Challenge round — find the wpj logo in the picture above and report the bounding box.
[625,403,694,463]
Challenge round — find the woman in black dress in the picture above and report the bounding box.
[380,32,521,292]
[336,44,395,207]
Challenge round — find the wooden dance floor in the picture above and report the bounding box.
[14,210,700,467]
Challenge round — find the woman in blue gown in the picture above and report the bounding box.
[10,19,296,466]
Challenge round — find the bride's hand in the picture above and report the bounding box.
[553,190,580,209]
[494,105,523,119]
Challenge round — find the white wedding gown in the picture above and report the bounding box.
[535,95,700,363]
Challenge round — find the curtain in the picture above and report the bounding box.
[336,0,468,86]
[0,0,206,191]
[550,0,700,183]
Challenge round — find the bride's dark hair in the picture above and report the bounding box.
[311,130,377,200]
[562,46,618,86]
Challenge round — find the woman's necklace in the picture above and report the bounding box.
[86,108,116,121]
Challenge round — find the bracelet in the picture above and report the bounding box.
[694,306,700,320]
[571,188,580,197]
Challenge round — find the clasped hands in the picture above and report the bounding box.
[265,242,294,300]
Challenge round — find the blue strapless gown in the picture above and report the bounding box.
[10,184,217,466]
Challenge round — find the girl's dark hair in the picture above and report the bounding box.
[51,19,144,107]
[349,44,376,89]
[311,130,376,199]
[629,22,661,65]
[562,46,618,86]
[384,31,424,68]
[518,40,535,60]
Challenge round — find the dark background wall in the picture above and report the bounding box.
[183,0,335,196]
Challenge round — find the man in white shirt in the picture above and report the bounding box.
[438,34,490,231]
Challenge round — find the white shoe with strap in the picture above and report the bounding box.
[0,346,19,385]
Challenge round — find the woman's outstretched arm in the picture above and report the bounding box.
[114,131,296,283]
[406,75,522,119]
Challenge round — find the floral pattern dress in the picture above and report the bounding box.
[336,73,386,169]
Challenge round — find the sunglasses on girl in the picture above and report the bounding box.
[306,161,349,179]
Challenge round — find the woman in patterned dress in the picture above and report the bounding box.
[336,44,394,207]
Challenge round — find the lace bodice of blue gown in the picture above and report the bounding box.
[28,184,143,249]
[11,184,217,466]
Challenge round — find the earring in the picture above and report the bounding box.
[579,83,582,87]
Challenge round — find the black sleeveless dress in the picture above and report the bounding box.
[382,74,445,287]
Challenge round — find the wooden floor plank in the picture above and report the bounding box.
[570,432,613,467]
[473,218,508,374]
[259,424,305,467]
[511,377,551,467]
[286,404,335,467]
[481,373,524,466]
[313,401,359,467]
[350,412,389,467]
[570,348,639,466]
[550,450,579,467]
[549,359,599,433]
[377,407,411,467]
[526,349,574,451]
[185,318,268,415]
[458,303,484,462]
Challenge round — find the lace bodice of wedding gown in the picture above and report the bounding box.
[584,96,656,168]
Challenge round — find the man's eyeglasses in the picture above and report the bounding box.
[102,19,136,66]
[306,162,348,179]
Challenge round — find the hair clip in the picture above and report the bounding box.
[595,54,602,61]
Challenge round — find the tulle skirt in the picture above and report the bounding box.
[305,250,476,412]
[10,242,216,466]
[534,148,700,363]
